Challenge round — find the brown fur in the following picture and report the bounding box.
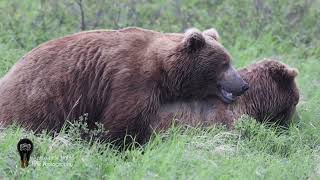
[153,59,300,131]
[0,27,243,144]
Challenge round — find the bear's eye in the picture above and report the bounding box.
[221,62,229,69]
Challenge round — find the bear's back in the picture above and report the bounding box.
[0,27,184,133]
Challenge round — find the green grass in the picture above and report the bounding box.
[1,118,320,179]
[0,0,320,179]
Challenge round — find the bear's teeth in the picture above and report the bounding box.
[226,92,233,98]
[221,89,234,100]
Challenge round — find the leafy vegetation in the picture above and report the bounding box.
[0,0,319,179]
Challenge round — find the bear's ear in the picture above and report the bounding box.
[183,28,206,52]
[203,28,220,41]
[268,61,298,82]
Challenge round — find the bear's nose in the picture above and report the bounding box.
[241,83,249,93]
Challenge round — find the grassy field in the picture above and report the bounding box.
[0,0,320,179]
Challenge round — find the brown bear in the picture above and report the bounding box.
[153,59,299,131]
[0,27,248,144]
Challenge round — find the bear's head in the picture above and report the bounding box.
[238,59,300,126]
[164,28,248,103]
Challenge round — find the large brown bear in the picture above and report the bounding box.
[0,27,248,143]
[153,59,299,131]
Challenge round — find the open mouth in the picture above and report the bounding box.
[217,86,236,104]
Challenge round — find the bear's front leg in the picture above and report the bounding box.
[99,80,161,145]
